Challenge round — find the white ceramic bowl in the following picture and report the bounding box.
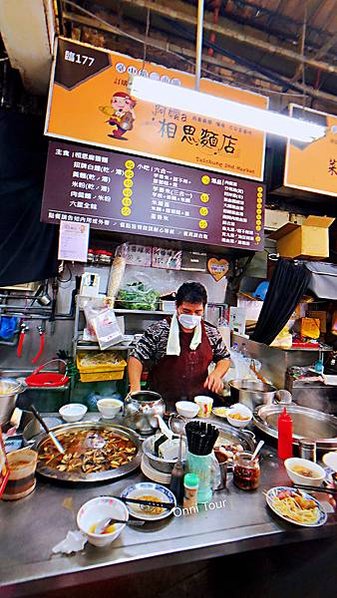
[227,403,252,428]
[97,398,124,419]
[176,401,199,419]
[77,496,129,547]
[59,403,87,423]
[284,457,326,487]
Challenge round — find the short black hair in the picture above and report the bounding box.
[176,282,208,307]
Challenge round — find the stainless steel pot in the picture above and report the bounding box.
[228,379,277,411]
[0,378,26,426]
[123,391,166,435]
[142,434,186,473]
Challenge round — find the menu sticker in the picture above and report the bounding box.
[42,141,265,251]
[58,221,90,262]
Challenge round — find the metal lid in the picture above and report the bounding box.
[254,403,337,447]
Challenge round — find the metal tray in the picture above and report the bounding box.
[33,422,142,483]
[213,421,255,452]
[253,403,337,449]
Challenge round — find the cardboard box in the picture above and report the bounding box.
[269,216,335,259]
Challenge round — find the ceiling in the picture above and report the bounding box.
[1,0,337,113]
[57,0,337,113]
[1,0,337,215]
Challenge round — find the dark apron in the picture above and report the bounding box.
[148,320,213,407]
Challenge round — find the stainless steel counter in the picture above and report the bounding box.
[1,420,337,597]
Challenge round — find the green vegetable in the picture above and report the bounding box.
[117,282,160,310]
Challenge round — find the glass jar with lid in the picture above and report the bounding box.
[233,451,260,491]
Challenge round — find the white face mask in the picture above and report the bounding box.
[178,314,202,330]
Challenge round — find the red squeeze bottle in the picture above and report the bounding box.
[277,407,293,460]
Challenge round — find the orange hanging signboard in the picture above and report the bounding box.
[45,38,267,181]
[284,104,337,197]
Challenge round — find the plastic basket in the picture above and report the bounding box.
[76,353,127,383]
[25,360,69,388]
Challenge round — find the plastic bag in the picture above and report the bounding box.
[84,299,123,350]
[117,281,160,310]
[107,243,128,303]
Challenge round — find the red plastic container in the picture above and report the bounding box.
[277,407,293,460]
[25,360,69,388]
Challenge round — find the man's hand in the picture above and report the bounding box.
[204,371,224,394]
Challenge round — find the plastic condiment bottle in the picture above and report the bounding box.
[277,407,293,460]
[183,473,199,510]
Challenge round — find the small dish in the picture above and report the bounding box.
[284,457,326,487]
[120,482,176,521]
[77,496,129,547]
[322,452,337,472]
[97,398,123,419]
[265,486,327,527]
[227,404,252,428]
[212,407,229,419]
[59,403,87,423]
[175,401,199,419]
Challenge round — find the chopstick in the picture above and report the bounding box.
[111,495,175,509]
[293,484,337,496]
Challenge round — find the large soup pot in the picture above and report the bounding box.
[123,391,165,435]
[0,378,26,427]
[228,379,277,411]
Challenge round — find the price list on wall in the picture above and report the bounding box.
[41,141,265,250]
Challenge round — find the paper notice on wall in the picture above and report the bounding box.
[58,221,89,262]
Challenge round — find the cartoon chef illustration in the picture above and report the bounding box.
[99,91,136,139]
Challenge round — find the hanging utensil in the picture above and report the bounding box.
[31,323,46,364]
[17,322,29,358]
[30,404,65,454]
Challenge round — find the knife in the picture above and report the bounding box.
[111,495,175,509]
[30,404,65,454]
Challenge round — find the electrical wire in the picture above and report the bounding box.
[57,262,73,283]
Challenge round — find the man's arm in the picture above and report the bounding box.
[127,355,143,393]
[204,358,230,393]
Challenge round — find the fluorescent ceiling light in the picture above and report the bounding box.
[130,76,326,143]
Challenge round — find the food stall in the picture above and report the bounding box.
[2,16,337,598]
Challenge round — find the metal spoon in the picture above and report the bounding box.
[250,440,264,461]
[94,517,144,534]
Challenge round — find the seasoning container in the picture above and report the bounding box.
[277,407,293,461]
[183,473,199,510]
[96,250,113,265]
[87,249,96,264]
[298,439,316,462]
[233,452,260,491]
[2,449,37,501]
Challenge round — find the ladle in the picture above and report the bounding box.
[250,439,264,461]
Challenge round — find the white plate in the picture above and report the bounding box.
[265,486,327,528]
[212,407,229,419]
[322,452,337,472]
[140,455,171,485]
[120,482,176,521]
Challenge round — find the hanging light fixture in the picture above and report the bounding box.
[129,75,326,143]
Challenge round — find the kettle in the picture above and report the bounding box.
[123,391,166,435]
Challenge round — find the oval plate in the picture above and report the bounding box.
[212,407,229,419]
[254,404,337,448]
[266,486,327,528]
[121,482,176,521]
[33,422,142,483]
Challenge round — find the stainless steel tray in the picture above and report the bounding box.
[253,404,337,448]
[33,422,142,483]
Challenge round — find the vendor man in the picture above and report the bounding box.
[128,282,230,405]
